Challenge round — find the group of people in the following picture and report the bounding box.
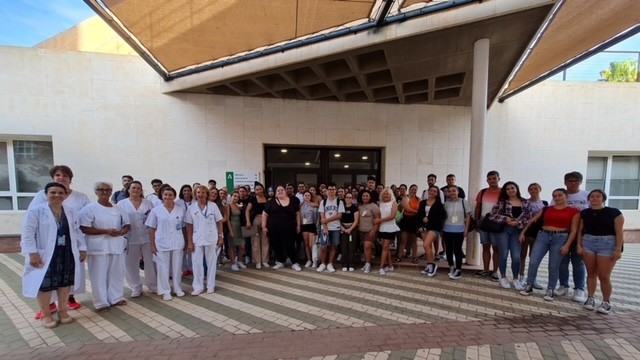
[473,171,624,316]
[20,166,624,329]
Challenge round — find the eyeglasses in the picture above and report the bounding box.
[96,188,112,192]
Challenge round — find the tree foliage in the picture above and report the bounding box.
[599,59,638,82]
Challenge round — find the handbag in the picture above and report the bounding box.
[480,215,505,233]
[479,200,505,233]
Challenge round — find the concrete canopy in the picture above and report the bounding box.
[84,0,640,106]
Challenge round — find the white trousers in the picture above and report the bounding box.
[88,254,125,309]
[155,249,183,296]
[125,242,157,293]
[192,245,221,292]
[182,251,192,272]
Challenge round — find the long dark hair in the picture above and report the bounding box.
[499,181,524,201]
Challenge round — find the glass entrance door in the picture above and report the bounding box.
[264,146,380,189]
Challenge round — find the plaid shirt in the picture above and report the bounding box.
[488,199,533,229]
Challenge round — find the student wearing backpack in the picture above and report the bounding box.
[317,183,345,273]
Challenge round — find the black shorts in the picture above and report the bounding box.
[301,224,317,234]
[379,231,395,240]
[399,215,418,233]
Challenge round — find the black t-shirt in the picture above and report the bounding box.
[239,197,250,226]
[341,204,358,224]
[264,198,300,231]
[249,196,267,218]
[581,207,622,236]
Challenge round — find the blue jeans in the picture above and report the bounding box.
[559,240,586,290]
[526,231,566,290]
[497,225,521,278]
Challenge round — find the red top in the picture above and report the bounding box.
[543,207,580,229]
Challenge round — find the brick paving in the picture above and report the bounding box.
[0,245,639,359]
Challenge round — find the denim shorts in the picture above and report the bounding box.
[582,234,616,257]
[479,230,499,246]
[319,230,341,246]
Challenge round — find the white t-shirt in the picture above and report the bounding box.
[184,202,223,246]
[28,189,91,211]
[145,205,185,251]
[319,197,345,231]
[80,202,130,255]
[566,190,590,210]
[118,198,154,245]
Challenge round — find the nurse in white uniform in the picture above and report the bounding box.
[185,185,224,295]
[21,182,87,328]
[27,165,90,317]
[117,180,157,297]
[80,182,130,311]
[145,186,186,301]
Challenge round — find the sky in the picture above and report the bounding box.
[0,0,95,47]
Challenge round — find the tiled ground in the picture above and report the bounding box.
[1,245,639,359]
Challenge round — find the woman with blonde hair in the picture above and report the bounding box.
[375,188,400,276]
[185,185,224,295]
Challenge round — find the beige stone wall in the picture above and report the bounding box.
[36,16,136,56]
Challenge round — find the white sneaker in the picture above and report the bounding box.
[292,263,302,272]
[556,285,569,296]
[305,260,313,268]
[191,289,203,296]
[131,290,142,298]
[327,264,336,273]
[363,263,371,274]
[379,268,386,276]
[342,267,348,272]
[543,289,555,301]
[231,264,240,272]
[572,289,587,303]
[348,267,355,272]
[384,266,394,272]
[175,291,185,297]
[206,288,215,294]
[162,293,173,301]
[256,263,262,269]
[512,279,524,291]
[317,264,327,272]
[262,262,270,268]
[499,278,511,289]
[312,260,318,268]
[238,262,247,269]
[272,262,284,270]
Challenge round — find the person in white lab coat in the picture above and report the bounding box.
[145,186,186,301]
[185,185,224,295]
[21,182,87,328]
[28,165,90,318]
[80,182,130,311]
[117,180,157,297]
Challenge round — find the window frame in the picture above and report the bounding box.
[587,154,640,210]
[0,136,53,212]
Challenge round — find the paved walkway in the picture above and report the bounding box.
[1,245,639,359]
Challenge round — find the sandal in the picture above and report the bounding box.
[115,300,127,306]
[59,314,74,324]
[42,317,58,329]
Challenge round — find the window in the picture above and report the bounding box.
[586,155,640,210]
[0,139,54,211]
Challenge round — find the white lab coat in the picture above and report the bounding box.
[21,203,86,298]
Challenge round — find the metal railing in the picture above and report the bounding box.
[550,50,640,82]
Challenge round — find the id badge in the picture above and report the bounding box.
[175,223,182,231]
[57,235,66,246]
[451,215,459,223]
